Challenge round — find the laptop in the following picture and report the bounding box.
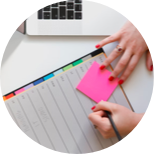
[26,0,127,35]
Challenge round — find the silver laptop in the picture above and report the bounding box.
[26,0,127,35]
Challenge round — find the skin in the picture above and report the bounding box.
[88,101,143,138]
[96,21,152,83]
[89,22,150,138]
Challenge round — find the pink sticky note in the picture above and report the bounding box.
[76,61,119,103]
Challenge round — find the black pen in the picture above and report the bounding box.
[105,111,122,141]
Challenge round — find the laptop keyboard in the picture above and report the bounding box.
[38,0,82,20]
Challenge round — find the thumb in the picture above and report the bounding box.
[146,50,153,71]
[92,100,116,113]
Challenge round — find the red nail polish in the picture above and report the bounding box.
[100,65,105,70]
[95,44,100,48]
[108,76,114,81]
[91,106,96,110]
[150,65,153,71]
[118,80,124,85]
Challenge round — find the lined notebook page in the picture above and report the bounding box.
[5,53,131,153]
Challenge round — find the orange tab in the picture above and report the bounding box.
[3,96,6,101]
[5,93,14,100]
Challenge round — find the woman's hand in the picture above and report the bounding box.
[88,101,143,138]
[95,21,152,84]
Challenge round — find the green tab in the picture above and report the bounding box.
[73,59,83,66]
[63,64,73,71]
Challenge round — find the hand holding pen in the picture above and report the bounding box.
[89,101,143,139]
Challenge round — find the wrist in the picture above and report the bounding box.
[130,113,144,132]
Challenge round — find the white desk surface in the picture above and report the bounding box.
[1,31,153,113]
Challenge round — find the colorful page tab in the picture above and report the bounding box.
[76,62,119,103]
[44,73,54,81]
[73,59,83,66]
[82,55,92,62]
[15,88,25,95]
[63,64,73,71]
[53,69,63,76]
[33,78,44,86]
[3,96,6,101]
[24,83,34,90]
[5,93,14,100]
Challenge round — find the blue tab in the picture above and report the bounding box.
[33,78,44,85]
[44,73,54,81]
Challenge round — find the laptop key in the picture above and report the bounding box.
[67,10,74,19]
[75,4,82,11]
[60,6,66,19]
[52,8,58,19]
[51,3,58,7]
[67,2,74,9]
[44,12,50,19]
[59,1,66,5]
[44,6,50,11]
[75,12,82,19]
[75,0,82,3]
[38,9,43,19]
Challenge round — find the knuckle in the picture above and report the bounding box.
[129,41,136,50]
[128,65,134,72]
[103,128,110,134]
[98,101,103,106]
[104,59,110,65]
[88,114,93,120]
[108,36,115,42]
[97,103,103,109]
[103,124,112,133]
[112,103,118,112]
[136,50,144,57]
[113,70,119,76]
[119,60,127,67]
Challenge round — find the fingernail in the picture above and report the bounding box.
[150,65,153,71]
[100,65,105,70]
[95,44,100,48]
[118,80,124,85]
[108,76,114,81]
[91,106,96,110]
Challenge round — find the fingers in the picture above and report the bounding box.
[146,50,153,71]
[88,111,106,126]
[118,55,141,83]
[88,111,111,131]
[91,101,117,113]
[108,50,132,80]
[97,126,115,139]
[90,110,106,117]
[100,41,126,69]
[95,32,120,48]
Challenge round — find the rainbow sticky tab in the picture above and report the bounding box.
[5,93,14,100]
[3,96,6,101]
[15,88,25,95]
[44,73,54,81]
[76,61,119,103]
[33,78,44,85]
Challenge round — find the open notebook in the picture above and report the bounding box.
[4,49,132,153]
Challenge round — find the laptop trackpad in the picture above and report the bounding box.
[38,21,82,35]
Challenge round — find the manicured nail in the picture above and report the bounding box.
[95,44,100,48]
[150,65,153,71]
[91,106,96,110]
[108,76,114,81]
[100,65,105,70]
[118,80,124,85]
